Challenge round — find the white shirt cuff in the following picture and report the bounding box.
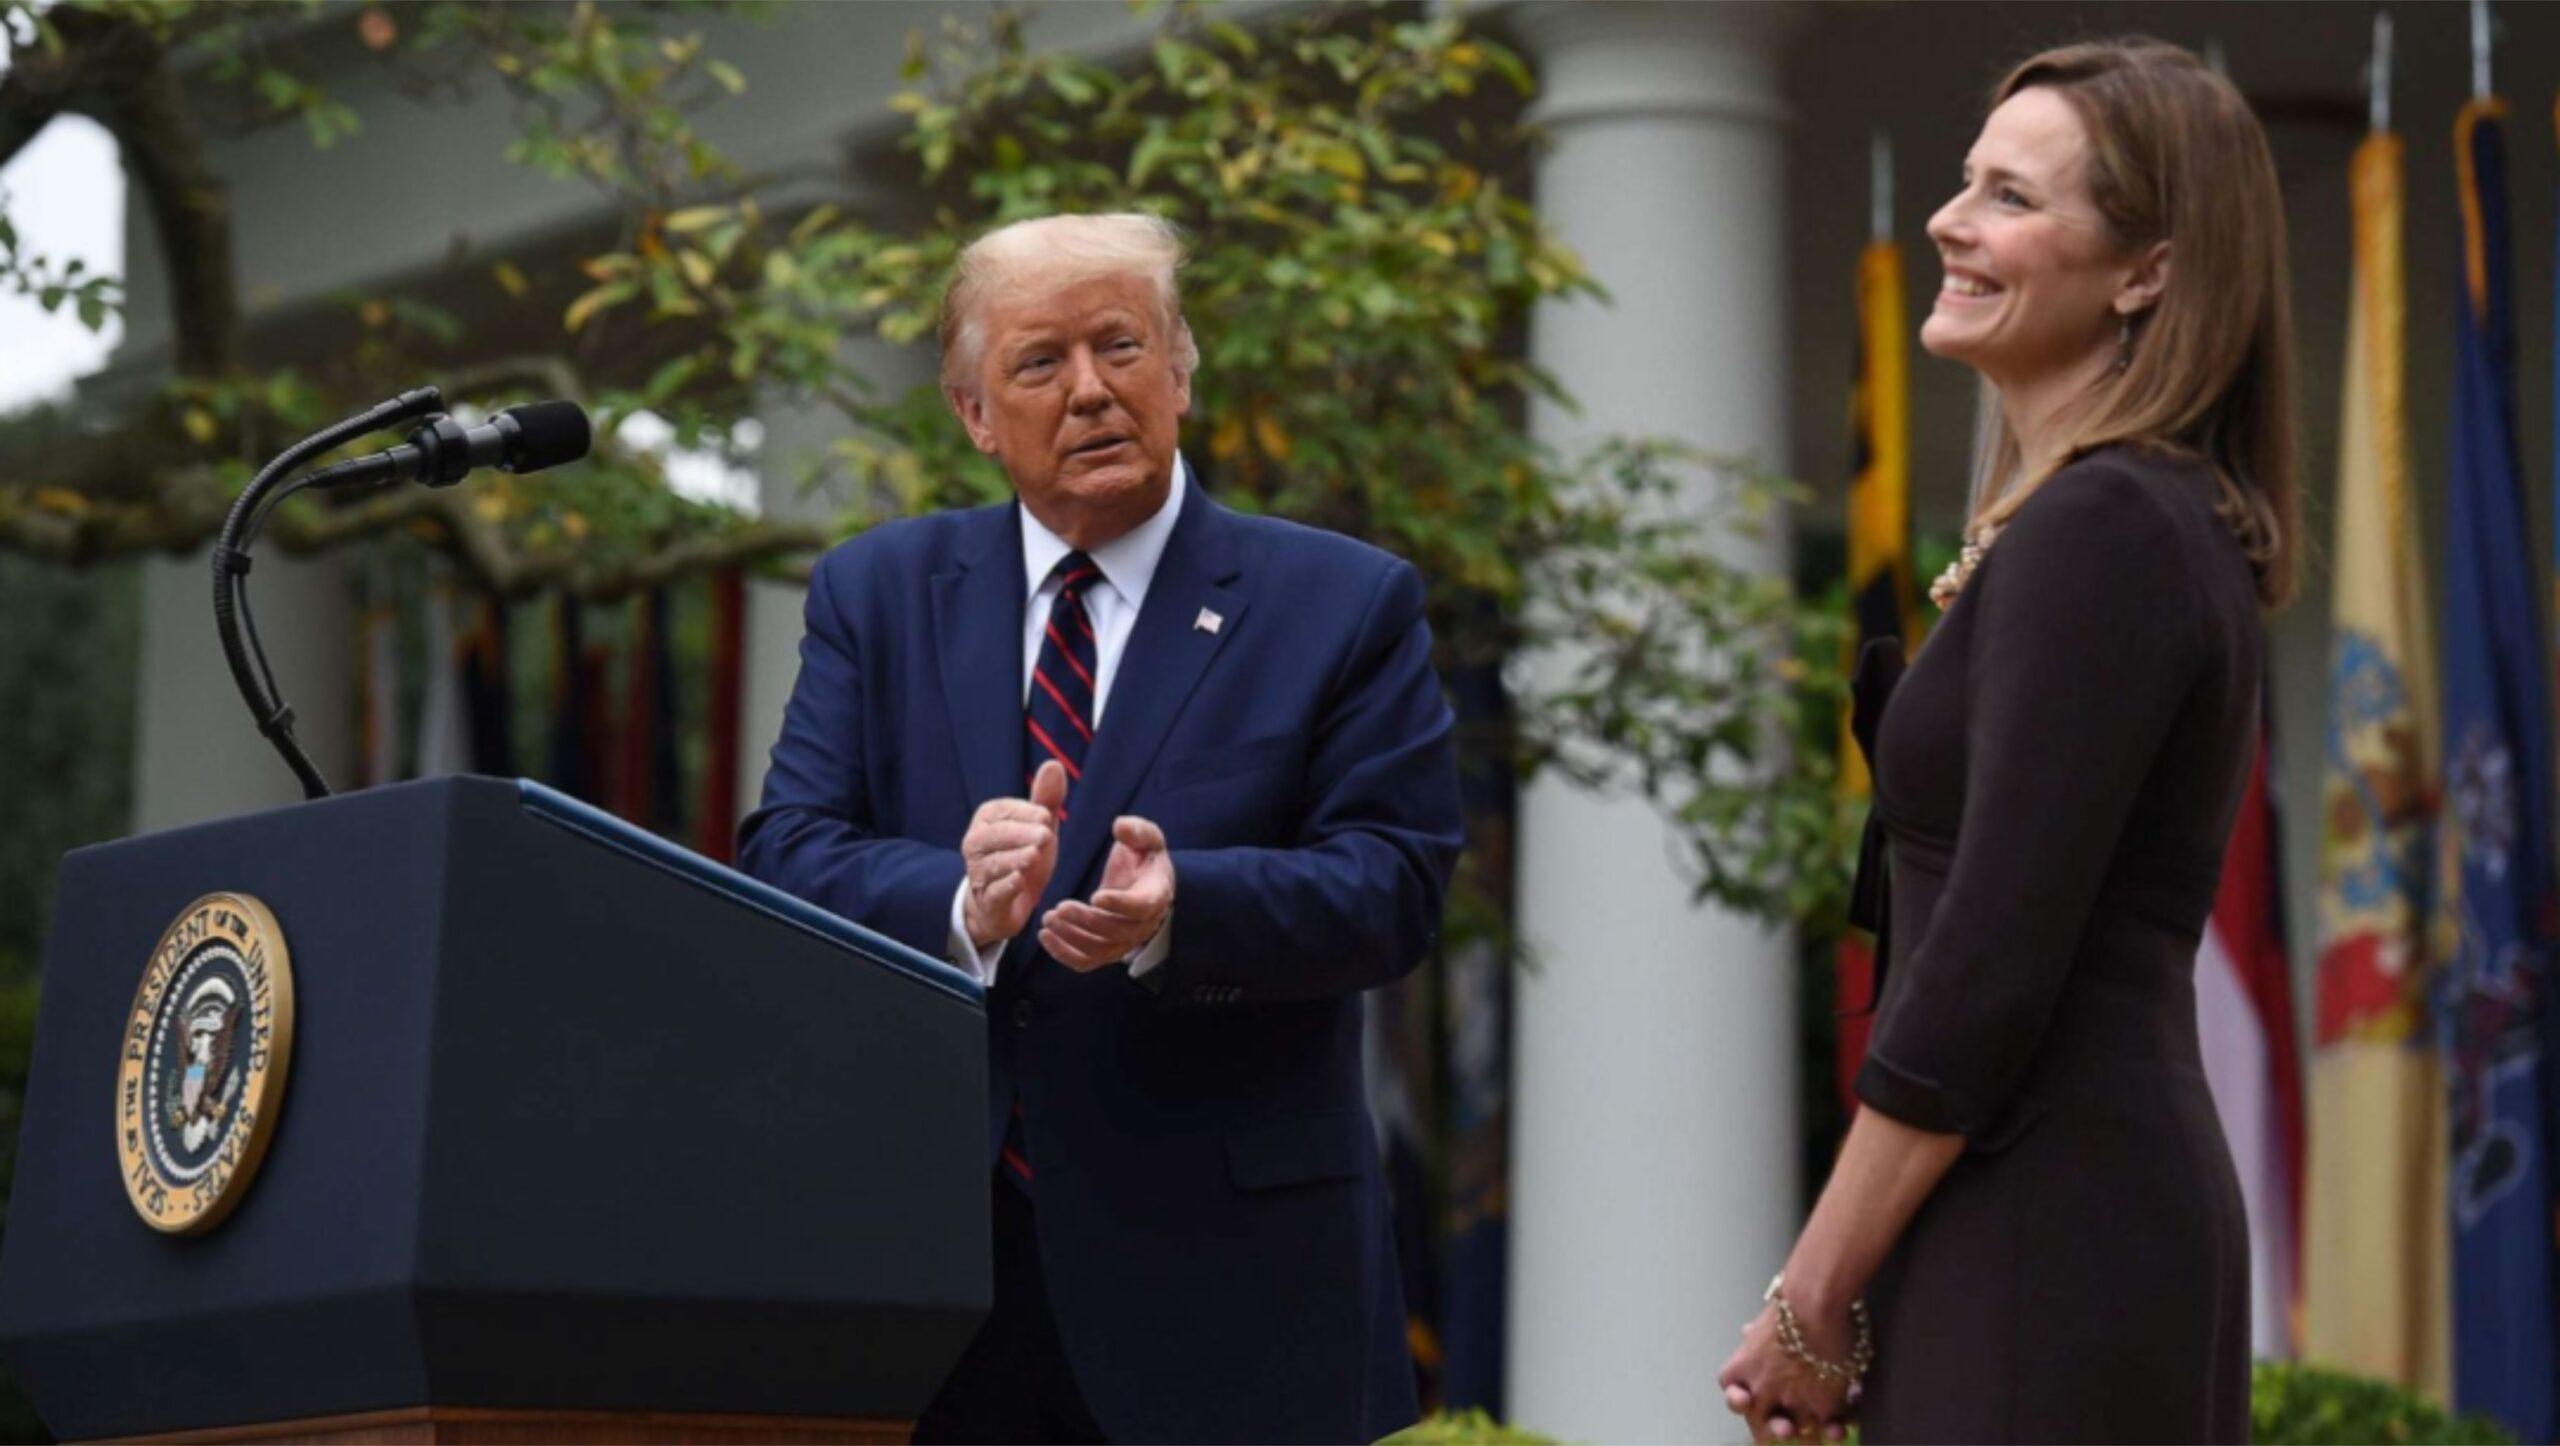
[948,879,1001,987]
[1127,911,1173,978]
[948,881,1172,982]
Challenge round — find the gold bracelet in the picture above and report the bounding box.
[1763,1273,1874,1388]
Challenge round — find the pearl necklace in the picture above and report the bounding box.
[1927,526,2000,611]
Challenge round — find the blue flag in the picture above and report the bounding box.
[2546,91,2560,1371]
[2439,97,2557,1441]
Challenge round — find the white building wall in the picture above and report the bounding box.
[130,552,356,833]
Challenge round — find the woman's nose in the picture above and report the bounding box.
[1925,193,1968,250]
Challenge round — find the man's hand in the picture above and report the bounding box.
[1040,815,1174,972]
[961,761,1067,951]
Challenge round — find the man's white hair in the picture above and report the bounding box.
[938,212,1200,391]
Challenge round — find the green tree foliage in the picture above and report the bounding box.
[0,978,43,1441]
[0,0,1856,927]
[0,558,138,982]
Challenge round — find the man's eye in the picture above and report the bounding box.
[1996,187,2029,208]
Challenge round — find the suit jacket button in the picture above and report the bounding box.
[1011,999,1034,1028]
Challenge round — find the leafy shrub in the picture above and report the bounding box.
[2251,1361,2515,1445]
[1381,1409,1557,1445]
[1376,1362,2520,1446]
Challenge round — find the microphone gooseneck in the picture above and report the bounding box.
[214,391,593,799]
[213,386,447,800]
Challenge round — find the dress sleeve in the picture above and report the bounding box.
[1854,460,2206,1140]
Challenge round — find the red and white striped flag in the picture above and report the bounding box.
[2196,731,2306,1357]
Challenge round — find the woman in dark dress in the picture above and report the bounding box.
[1718,41,2299,1445]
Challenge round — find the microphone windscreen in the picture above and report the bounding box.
[502,400,593,473]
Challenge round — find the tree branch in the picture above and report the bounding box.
[2,6,240,375]
[0,470,830,595]
[278,483,830,599]
[0,70,66,171]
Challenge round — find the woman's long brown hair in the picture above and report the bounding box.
[1968,40,2300,609]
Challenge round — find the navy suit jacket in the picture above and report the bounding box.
[737,483,1463,1443]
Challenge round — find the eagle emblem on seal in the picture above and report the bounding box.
[162,976,243,1152]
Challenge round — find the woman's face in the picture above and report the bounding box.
[1921,87,2140,388]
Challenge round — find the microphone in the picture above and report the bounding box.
[300,400,592,490]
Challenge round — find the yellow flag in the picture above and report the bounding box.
[1839,238,1917,797]
[2301,130,2451,1399]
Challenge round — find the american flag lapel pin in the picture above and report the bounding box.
[1195,607,1224,635]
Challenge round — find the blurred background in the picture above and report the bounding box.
[2,2,2555,1441]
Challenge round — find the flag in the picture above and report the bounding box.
[460,591,516,777]
[581,634,619,817]
[617,586,682,836]
[2438,97,2557,1440]
[1835,234,1918,1106]
[2303,127,2452,1398]
[1840,235,1919,786]
[1437,656,1515,1414]
[2549,93,2560,1295]
[359,562,402,788]
[547,593,597,803]
[696,569,745,864]
[1438,921,1509,1413]
[2196,723,2305,1358]
[414,565,468,778]
[1365,976,1442,1408]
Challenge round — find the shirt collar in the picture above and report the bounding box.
[1018,452,1189,612]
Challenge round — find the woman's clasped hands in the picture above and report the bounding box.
[1716,1286,1863,1444]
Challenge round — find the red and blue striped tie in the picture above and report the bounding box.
[1025,551,1100,820]
[1003,552,1101,1191]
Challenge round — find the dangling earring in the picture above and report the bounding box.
[2110,313,2134,374]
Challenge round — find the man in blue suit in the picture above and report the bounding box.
[738,213,1464,1444]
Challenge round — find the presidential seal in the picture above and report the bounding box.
[117,893,295,1234]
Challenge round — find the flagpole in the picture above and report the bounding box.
[1869,131,1892,244]
[2470,0,2491,101]
[2370,10,2394,135]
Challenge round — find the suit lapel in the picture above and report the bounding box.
[931,504,1030,815]
[1042,492,1248,907]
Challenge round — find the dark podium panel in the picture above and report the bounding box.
[0,776,989,1441]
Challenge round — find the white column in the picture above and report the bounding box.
[132,551,354,833]
[1506,5,1801,1441]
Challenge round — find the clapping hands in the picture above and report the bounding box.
[960,759,1174,969]
[1040,814,1172,970]
[961,761,1068,950]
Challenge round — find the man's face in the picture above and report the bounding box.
[948,271,1192,550]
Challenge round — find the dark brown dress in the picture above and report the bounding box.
[1853,447,2259,1443]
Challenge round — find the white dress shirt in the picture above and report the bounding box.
[946,456,1190,984]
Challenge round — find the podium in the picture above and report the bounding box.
[0,777,990,1442]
